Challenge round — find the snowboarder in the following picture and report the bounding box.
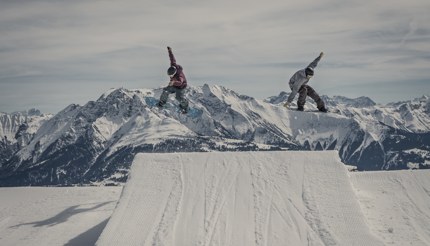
[284,52,327,112]
[157,46,189,113]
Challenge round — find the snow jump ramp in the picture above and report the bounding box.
[97,151,383,246]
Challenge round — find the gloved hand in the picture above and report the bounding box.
[167,46,172,51]
[320,52,324,58]
[283,102,290,109]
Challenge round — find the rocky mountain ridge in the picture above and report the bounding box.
[0,85,428,186]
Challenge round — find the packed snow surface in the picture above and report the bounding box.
[97,151,384,246]
[350,170,430,245]
[0,187,121,246]
[2,152,430,245]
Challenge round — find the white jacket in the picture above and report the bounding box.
[287,55,322,103]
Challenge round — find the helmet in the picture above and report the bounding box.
[167,66,177,77]
[305,67,314,77]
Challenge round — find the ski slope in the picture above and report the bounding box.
[96,151,384,246]
[350,170,430,245]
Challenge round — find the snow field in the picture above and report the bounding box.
[2,152,429,245]
[0,187,121,246]
[97,151,383,246]
[350,170,430,246]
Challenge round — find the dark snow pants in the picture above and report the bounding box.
[297,85,325,110]
[159,86,189,110]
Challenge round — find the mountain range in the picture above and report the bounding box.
[0,84,429,186]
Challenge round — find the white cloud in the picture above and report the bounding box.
[0,0,429,113]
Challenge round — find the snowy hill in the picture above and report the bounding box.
[0,85,429,186]
[95,151,430,246]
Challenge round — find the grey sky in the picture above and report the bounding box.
[1,0,429,113]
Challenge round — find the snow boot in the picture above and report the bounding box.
[318,107,328,113]
[180,106,189,114]
[157,101,164,108]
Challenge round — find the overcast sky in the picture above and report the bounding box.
[1,0,429,113]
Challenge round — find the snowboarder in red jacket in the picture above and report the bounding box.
[284,52,327,112]
[157,46,189,113]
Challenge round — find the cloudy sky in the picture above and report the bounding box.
[1,0,429,113]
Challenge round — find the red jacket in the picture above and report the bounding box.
[168,48,187,89]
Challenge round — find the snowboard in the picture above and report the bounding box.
[310,109,341,114]
[145,96,203,118]
[285,106,340,114]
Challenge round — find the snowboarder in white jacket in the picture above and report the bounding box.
[284,52,327,112]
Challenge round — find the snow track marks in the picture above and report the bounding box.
[97,151,384,246]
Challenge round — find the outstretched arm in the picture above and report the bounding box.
[307,52,324,69]
[167,46,176,66]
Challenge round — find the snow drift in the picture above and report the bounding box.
[96,151,384,246]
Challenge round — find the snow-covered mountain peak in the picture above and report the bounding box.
[381,95,430,132]
[0,109,52,168]
[327,95,376,107]
[0,109,51,143]
[264,91,289,105]
[1,85,429,186]
[202,84,255,101]
[99,87,135,102]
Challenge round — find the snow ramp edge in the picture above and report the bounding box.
[96,151,383,246]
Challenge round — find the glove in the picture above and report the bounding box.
[283,102,290,109]
[320,52,324,58]
[167,46,172,51]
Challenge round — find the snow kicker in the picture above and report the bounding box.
[96,151,384,246]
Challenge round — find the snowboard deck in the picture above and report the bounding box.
[285,107,341,114]
[145,96,203,118]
